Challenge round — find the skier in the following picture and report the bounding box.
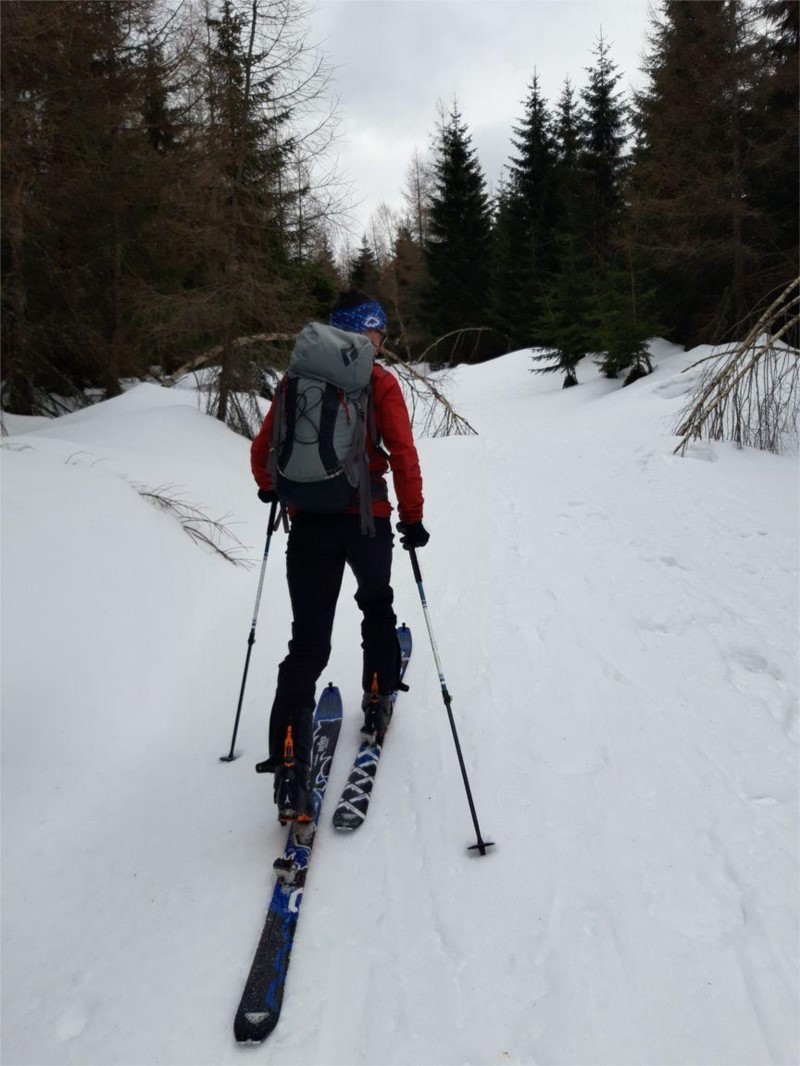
[250,290,429,822]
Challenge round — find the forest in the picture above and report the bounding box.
[1,0,797,424]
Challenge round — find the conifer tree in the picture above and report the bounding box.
[532,232,597,387]
[488,176,520,344]
[592,225,661,382]
[390,224,430,359]
[1,1,56,413]
[423,103,492,352]
[186,0,339,423]
[492,74,559,347]
[348,235,382,293]
[633,0,763,343]
[580,32,657,382]
[0,0,342,417]
[1,0,178,407]
[555,77,581,171]
[532,77,595,385]
[298,231,341,319]
[747,0,799,300]
[580,32,628,252]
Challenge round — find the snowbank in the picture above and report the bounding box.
[2,345,797,1065]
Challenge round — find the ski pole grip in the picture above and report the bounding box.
[408,546,423,585]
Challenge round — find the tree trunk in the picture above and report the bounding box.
[4,179,35,413]
[216,0,260,424]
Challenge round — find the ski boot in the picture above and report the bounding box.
[361,673,393,743]
[273,727,314,825]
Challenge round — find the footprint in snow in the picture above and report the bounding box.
[726,648,795,733]
[645,868,745,945]
[546,745,609,777]
[728,649,782,681]
[55,1001,89,1042]
[653,377,696,399]
[683,442,718,462]
[658,554,691,571]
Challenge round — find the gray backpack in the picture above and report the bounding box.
[267,322,377,534]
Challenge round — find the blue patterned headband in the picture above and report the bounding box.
[330,301,387,335]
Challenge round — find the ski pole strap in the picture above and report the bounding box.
[271,502,289,534]
[267,498,279,535]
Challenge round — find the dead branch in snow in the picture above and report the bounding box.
[674,277,800,456]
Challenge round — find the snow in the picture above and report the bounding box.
[2,343,798,1066]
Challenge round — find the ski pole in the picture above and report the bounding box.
[221,499,282,763]
[407,547,494,856]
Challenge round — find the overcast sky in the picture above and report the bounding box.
[307,0,653,249]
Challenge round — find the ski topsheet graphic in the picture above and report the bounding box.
[233,683,342,1044]
[333,625,412,831]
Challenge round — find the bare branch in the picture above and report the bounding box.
[381,348,478,438]
[674,278,800,456]
[134,482,254,566]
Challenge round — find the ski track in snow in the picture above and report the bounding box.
[2,348,798,1065]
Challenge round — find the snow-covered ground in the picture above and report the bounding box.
[2,342,798,1066]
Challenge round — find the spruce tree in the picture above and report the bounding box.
[488,176,520,345]
[299,231,341,320]
[592,231,661,383]
[423,103,492,353]
[349,236,381,293]
[532,77,595,385]
[633,0,764,343]
[532,232,597,387]
[492,74,559,348]
[580,32,628,252]
[580,32,658,381]
[748,0,799,299]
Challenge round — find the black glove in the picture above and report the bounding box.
[396,520,430,550]
[257,488,279,504]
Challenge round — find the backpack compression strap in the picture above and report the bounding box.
[266,376,287,487]
[340,388,376,537]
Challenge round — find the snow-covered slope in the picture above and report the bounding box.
[2,344,797,1066]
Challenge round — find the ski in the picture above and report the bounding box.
[233,683,342,1044]
[332,624,412,832]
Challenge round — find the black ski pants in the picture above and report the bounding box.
[269,513,400,769]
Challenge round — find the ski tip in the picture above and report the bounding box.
[332,818,360,831]
[234,1009,279,1044]
[467,840,496,857]
[244,1011,270,1025]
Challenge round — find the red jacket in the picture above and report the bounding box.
[250,363,424,524]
